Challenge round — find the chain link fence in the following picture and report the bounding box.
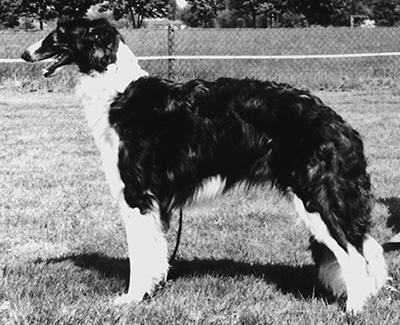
[1,26,400,90]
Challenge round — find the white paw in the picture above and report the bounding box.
[346,298,365,314]
[114,292,144,306]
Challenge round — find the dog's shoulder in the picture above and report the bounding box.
[110,77,215,116]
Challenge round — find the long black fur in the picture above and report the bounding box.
[109,76,372,253]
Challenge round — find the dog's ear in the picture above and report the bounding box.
[84,25,119,71]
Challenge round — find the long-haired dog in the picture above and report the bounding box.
[22,18,387,312]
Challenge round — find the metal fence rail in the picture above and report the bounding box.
[1,26,400,89]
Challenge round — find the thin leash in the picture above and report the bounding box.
[169,208,183,264]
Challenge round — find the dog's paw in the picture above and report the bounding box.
[114,292,144,306]
[346,298,365,314]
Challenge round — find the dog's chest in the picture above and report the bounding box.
[76,73,114,132]
[76,73,124,201]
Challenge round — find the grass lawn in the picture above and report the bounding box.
[1,89,400,324]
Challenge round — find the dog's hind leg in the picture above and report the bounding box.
[114,200,169,304]
[362,234,387,298]
[291,193,386,313]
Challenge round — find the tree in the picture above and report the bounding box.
[366,0,400,26]
[219,0,290,28]
[52,0,97,20]
[229,0,273,27]
[108,0,170,28]
[0,0,22,27]
[19,0,96,29]
[20,0,57,29]
[179,4,199,26]
[169,0,178,20]
[186,0,225,27]
[292,0,367,26]
[294,0,335,26]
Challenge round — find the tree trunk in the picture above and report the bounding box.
[128,6,136,28]
[137,14,143,28]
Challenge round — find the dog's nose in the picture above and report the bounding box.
[21,50,33,62]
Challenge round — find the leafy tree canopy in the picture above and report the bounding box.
[0,0,172,29]
[186,0,224,27]
[0,0,22,27]
[1,0,400,28]
[19,0,96,28]
[107,0,171,28]
[180,0,400,27]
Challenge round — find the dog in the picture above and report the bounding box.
[21,18,387,312]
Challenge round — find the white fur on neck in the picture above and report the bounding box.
[76,39,148,202]
[77,39,148,132]
[112,40,149,93]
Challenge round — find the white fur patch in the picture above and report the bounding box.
[114,41,148,88]
[363,235,387,296]
[76,39,148,202]
[76,72,123,202]
[24,39,43,60]
[344,243,370,313]
[115,202,169,304]
[292,194,348,264]
[186,175,227,206]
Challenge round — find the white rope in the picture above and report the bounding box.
[3,52,400,63]
[136,52,400,60]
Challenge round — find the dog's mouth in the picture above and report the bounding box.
[22,43,74,78]
[42,52,73,78]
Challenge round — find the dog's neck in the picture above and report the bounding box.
[106,40,149,93]
[77,39,148,96]
[77,39,148,133]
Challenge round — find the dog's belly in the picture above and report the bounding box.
[184,175,227,207]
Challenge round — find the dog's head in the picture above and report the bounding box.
[21,18,121,77]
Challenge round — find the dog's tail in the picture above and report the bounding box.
[297,119,372,253]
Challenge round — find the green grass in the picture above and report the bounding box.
[1,89,400,324]
[1,27,400,90]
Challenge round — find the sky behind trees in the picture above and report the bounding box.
[176,0,187,8]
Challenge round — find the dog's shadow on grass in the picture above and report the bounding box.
[169,258,324,300]
[42,253,328,302]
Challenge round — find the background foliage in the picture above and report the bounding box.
[1,0,400,29]
[179,0,400,28]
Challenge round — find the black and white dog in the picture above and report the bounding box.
[22,18,387,312]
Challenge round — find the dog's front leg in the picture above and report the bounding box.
[115,202,169,305]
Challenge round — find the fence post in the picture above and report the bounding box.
[168,24,175,80]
